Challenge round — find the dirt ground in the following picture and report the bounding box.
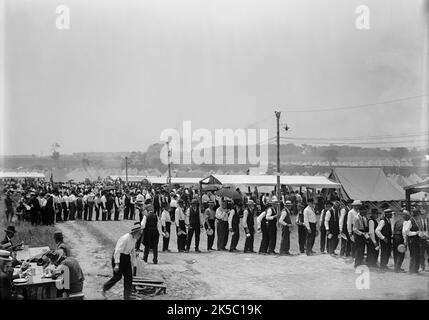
[57,216,429,300]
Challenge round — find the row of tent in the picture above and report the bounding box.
[2,169,427,202]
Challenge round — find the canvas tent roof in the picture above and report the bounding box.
[200,174,340,189]
[107,175,201,185]
[0,171,45,179]
[330,168,404,202]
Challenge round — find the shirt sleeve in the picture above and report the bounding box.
[339,209,345,233]
[242,210,248,228]
[303,208,310,230]
[228,210,234,229]
[375,220,385,239]
[347,210,353,234]
[113,235,127,264]
[368,220,376,243]
[141,215,147,229]
[160,212,166,227]
[279,211,287,226]
[175,208,180,227]
[266,208,275,220]
[324,211,331,231]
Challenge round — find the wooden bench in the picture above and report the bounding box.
[134,283,166,295]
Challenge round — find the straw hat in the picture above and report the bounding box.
[0,250,12,262]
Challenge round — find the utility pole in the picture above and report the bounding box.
[125,156,129,186]
[166,141,172,193]
[275,111,281,218]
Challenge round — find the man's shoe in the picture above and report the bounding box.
[101,290,107,299]
[321,251,327,254]
[195,249,201,253]
[153,261,158,264]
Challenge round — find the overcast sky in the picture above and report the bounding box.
[1,0,428,155]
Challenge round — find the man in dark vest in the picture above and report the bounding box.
[375,208,393,270]
[265,196,278,254]
[319,202,331,254]
[141,205,163,264]
[243,200,256,253]
[185,199,203,252]
[392,210,409,272]
[215,200,229,251]
[204,201,216,251]
[228,201,241,252]
[76,193,84,220]
[106,192,115,221]
[153,191,161,217]
[366,208,380,268]
[325,201,340,256]
[123,192,131,220]
[175,199,187,252]
[339,201,352,258]
[279,201,293,255]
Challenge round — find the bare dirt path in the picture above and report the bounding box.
[59,219,429,300]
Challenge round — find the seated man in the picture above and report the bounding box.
[53,231,71,257]
[46,250,84,297]
[0,249,22,300]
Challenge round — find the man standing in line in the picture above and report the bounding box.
[403,209,422,274]
[418,209,428,272]
[4,193,14,223]
[265,196,278,254]
[353,206,370,268]
[76,193,84,220]
[175,199,187,252]
[366,208,380,268]
[68,192,76,221]
[123,192,131,220]
[228,201,241,252]
[303,199,317,256]
[347,200,362,259]
[296,202,307,254]
[185,199,203,253]
[339,200,352,258]
[242,200,256,253]
[61,191,69,222]
[257,204,269,254]
[160,203,171,252]
[141,205,163,264]
[392,210,409,272]
[100,192,108,221]
[319,202,331,254]
[87,190,95,221]
[102,224,142,300]
[279,201,293,256]
[215,200,229,251]
[325,201,340,256]
[204,201,216,251]
[375,208,393,271]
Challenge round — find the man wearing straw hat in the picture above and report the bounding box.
[204,201,216,251]
[266,196,279,254]
[303,198,318,256]
[279,201,293,255]
[0,249,16,300]
[242,200,256,253]
[102,223,142,299]
[347,200,362,259]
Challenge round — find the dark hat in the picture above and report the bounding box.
[53,231,63,240]
[307,198,314,203]
[371,208,379,215]
[4,226,16,234]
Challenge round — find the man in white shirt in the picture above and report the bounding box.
[347,200,362,258]
[339,201,352,258]
[265,196,279,254]
[102,223,142,299]
[68,192,77,221]
[216,200,230,251]
[175,200,187,252]
[160,203,172,252]
[375,208,393,270]
[100,193,107,221]
[303,199,317,256]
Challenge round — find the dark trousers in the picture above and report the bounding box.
[103,254,132,300]
[129,204,135,220]
[350,235,356,258]
[297,225,307,253]
[267,221,277,253]
[320,226,327,252]
[176,226,187,252]
[62,206,69,221]
[162,222,171,251]
[340,234,352,257]
[143,230,159,263]
[186,226,201,251]
[280,226,290,254]
[305,223,316,255]
[409,237,421,273]
[114,208,119,221]
[135,233,143,251]
[205,219,215,250]
[229,226,239,251]
[77,208,83,220]
[419,239,428,269]
[86,202,94,221]
[169,207,176,223]
[392,236,405,271]
[354,235,366,268]
[69,203,76,220]
[217,221,228,250]
[56,205,62,222]
[366,241,379,267]
[244,230,255,252]
[30,211,38,226]
[259,223,269,253]
[124,206,130,220]
[379,239,392,269]
[327,234,339,254]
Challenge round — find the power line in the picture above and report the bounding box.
[279,94,428,113]
[279,136,428,146]
[278,131,429,142]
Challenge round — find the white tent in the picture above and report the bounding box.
[200,174,340,189]
[0,171,45,179]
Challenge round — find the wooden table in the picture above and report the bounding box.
[13,277,60,300]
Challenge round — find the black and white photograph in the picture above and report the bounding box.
[0,0,428,308]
